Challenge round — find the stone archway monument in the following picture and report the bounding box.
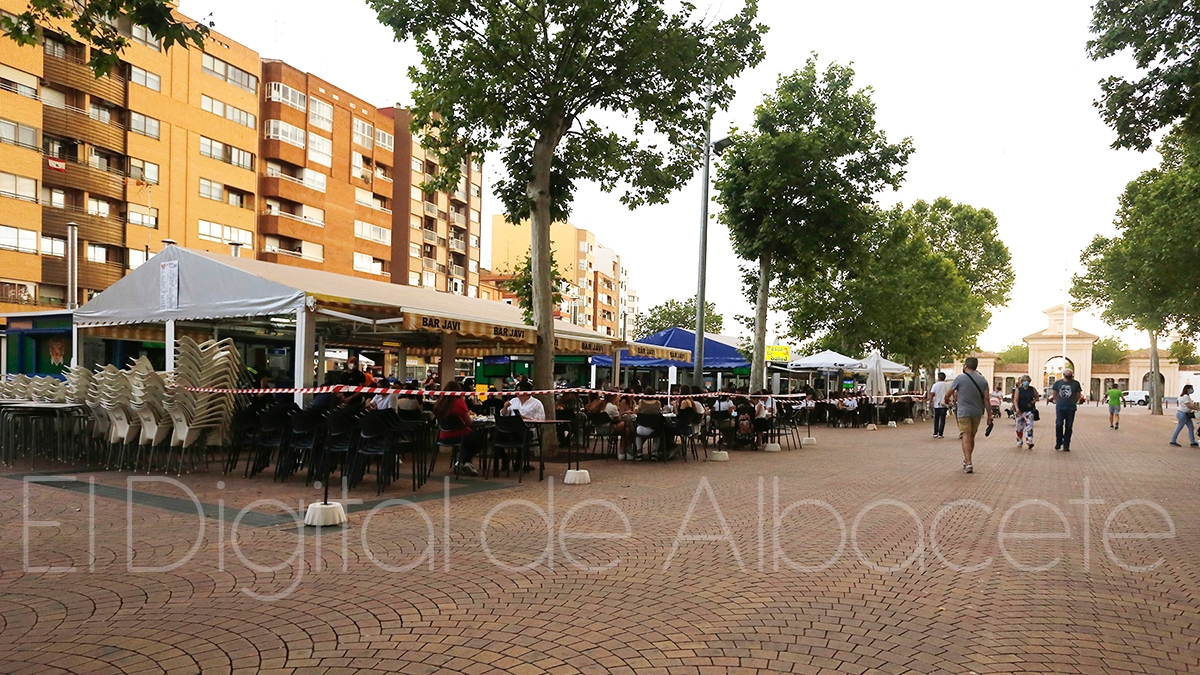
[1024,305,1098,393]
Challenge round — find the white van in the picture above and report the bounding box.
[1122,390,1150,406]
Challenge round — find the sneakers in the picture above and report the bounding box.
[964,463,973,474]
[1063,446,1070,452]
[1170,442,1182,447]
[458,462,479,476]
[1115,423,1119,430]
[1028,443,1034,450]
[1055,443,1062,450]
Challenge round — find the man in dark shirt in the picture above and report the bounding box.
[336,354,368,408]
[1050,368,1083,451]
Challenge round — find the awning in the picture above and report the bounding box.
[624,342,692,362]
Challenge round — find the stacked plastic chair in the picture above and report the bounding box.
[92,364,141,469]
[163,337,244,474]
[29,377,66,403]
[64,365,93,404]
[126,356,172,472]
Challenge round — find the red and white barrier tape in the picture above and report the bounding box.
[181,384,925,405]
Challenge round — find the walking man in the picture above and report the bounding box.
[1050,368,1084,451]
[947,357,992,474]
[929,372,950,439]
[1106,384,1123,429]
[1014,375,1038,448]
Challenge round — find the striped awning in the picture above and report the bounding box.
[400,312,535,344]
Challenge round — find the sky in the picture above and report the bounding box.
[178,0,1164,352]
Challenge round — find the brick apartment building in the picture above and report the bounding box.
[0,2,483,315]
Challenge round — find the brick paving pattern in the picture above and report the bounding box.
[2,404,1199,674]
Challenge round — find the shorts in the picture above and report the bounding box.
[956,415,981,435]
[1109,405,1121,415]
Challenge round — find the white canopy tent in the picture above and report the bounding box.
[788,350,864,371]
[72,246,614,402]
[857,351,910,376]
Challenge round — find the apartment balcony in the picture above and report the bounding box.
[450,211,466,226]
[42,203,125,243]
[422,229,438,244]
[42,51,125,104]
[261,138,306,168]
[422,201,438,217]
[43,255,125,292]
[421,257,436,271]
[449,238,467,253]
[451,188,468,204]
[449,264,465,278]
[42,103,126,153]
[261,247,325,269]
[259,211,322,242]
[260,173,325,205]
[43,156,126,202]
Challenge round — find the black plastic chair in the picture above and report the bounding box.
[492,414,531,482]
[308,411,357,488]
[247,403,297,478]
[634,412,667,460]
[349,412,399,494]
[276,409,324,482]
[586,412,619,459]
[673,407,701,461]
[437,415,471,479]
[709,408,733,448]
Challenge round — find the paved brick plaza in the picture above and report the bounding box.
[3,404,1199,674]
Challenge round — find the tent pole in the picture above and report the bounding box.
[70,323,79,369]
[440,333,457,387]
[613,349,622,390]
[164,320,176,371]
[294,308,316,407]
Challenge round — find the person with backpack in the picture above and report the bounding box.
[1013,375,1039,449]
[946,357,992,474]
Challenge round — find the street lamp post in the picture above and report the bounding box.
[693,119,732,389]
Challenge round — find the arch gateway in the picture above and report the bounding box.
[946,306,1182,401]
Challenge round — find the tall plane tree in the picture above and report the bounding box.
[714,58,912,390]
[369,0,765,403]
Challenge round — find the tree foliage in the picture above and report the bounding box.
[1087,0,1200,151]
[500,250,566,325]
[369,0,766,400]
[1092,336,1128,364]
[2,1,208,75]
[714,57,912,389]
[893,198,1014,309]
[633,297,722,341]
[996,343,1029,364]
[1072,129,1200,412]
[1170,340,1200,366]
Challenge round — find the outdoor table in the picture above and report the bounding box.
[1,402,87,469]
[523,419,571,481]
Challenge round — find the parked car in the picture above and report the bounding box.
[1123,390,1150,406]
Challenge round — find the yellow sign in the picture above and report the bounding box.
[765,345,791,362]
[401,313,535,344]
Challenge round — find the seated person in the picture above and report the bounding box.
[432,382,486,476]
[632,389,664,459]
[501,381,546,420]
[365,380,396,411]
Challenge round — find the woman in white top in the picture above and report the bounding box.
[1169,384,1198,447]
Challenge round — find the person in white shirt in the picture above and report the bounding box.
[501,383,546,420]
[928,372,951,439]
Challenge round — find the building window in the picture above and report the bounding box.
[202,53,258,93]
[468,285,478,298]
[411,157,423,172]
[199,178,224,201]
[470,209,480,223]
[198,219,252,248]
[129,112,160,139]
[409,271,420,286]
[128,248,148,269]
[353,252,386,275]
[87,197,111,218]
[409,243,421,258]
[200,136,254,170]
[302,169,326,192]
[129,158,159,184]
[469,260,479,273]
[128,205,158,229]
[309,98,333,132]
[469,235,479,248]
[0,225,36,253]
[0,171,36,202]
[227,189,246,209]
[201,95,255,129]
[42,236,65,257]
[376,128,394,151]
[41,187,64,208]
[352,118,374,149]
[266,81,306,111]
[131,24,161,50]
[86,244,108,263]
[129,65,160,92]
[0,119,37,150]
[264,119,306,148]
[308,134,332,167]
[354,220,392,245]
[422,271,436,287]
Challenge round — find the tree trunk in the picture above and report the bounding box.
[1149,328,1163,416]
[751,251,771,392]
[529,123,564,449]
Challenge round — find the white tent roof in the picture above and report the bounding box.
[73,246,608,342]
[788,349,864,371]
[858,352,909,375]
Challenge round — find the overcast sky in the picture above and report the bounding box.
[179,0,1163,352]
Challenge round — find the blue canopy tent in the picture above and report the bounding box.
[592,327,749,389]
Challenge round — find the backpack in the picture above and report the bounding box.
[737,412,754,436]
